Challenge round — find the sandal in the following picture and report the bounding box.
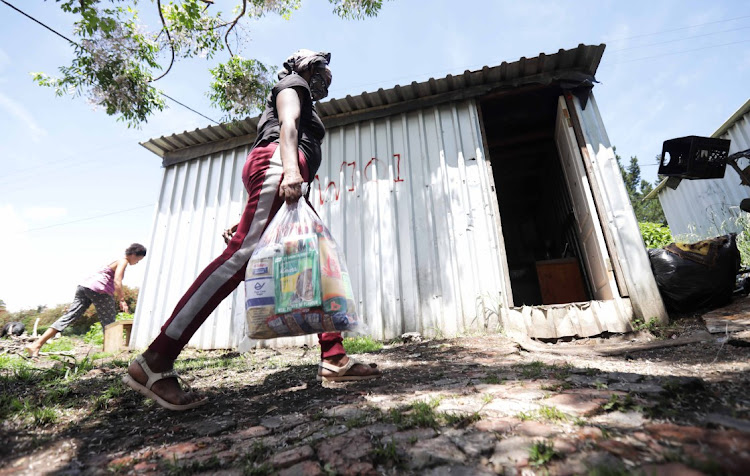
[122,355,208,411]
[317,357,382,382]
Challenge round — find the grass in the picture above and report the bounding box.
[514,361,572,380]
[481,374,501,384]
[528,440,557,467]
[372,441,405,469]
[386,399,441,429]
[632,317,660,333]
[384,396,483,430]
[601,394,643,413]
[41,336,76,353]
[164,455,224,476]
[441,411,482,427]
[240,441,272,476]
[517,405,568,422]
[517,361,547,379]
[343,335,383,354]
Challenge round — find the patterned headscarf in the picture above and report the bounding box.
[278,49,332,86]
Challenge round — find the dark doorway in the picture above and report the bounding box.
[480,87,593,306]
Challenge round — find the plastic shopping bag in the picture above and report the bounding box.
[244,199,361,339]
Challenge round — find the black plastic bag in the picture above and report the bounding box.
[648,234,740,312]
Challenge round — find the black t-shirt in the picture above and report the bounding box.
[253,74,326,178]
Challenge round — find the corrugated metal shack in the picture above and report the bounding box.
[131,44,667,351]
[646,99,750,238]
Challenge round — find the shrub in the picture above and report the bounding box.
[639,222,673,249]
[84,313,133,346]
[343,335,383,354]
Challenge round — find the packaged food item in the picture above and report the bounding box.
[244,200,363,339]
[244,244,282,339]
[274,249,322,314]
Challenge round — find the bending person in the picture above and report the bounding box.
[25,243,147,357]
[124,50,381,411]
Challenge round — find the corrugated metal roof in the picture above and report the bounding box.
[141,43,606,162]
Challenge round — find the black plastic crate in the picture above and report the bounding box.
[659,136,730,179]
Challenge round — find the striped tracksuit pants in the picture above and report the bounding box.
[149,142,345,360]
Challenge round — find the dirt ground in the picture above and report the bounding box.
[1,311,749,475]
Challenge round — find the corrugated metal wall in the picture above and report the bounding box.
[132,146,252,350]
[658,111,750,238]
[132,99,508,349]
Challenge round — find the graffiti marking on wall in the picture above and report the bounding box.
[315,154,407,203]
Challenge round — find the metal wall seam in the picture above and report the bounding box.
[466,100,507,316]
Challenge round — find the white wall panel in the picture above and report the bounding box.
[132,100,508,349]
[131,147,250,350]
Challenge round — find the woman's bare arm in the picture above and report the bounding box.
[113,258,128,311]
[276,87,305,203]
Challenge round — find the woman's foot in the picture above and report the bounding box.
[125,351,207,410]
[318,355,382,382]
[24,346,39,358]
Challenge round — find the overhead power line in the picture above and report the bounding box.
[609,25,750,53]
[341,13,750,93]
[609,39,750,65]
[607,14,750,42]
[1,0,219,124]
[19,204,154,234]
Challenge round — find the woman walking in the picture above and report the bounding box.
[124,50,381,411]
[25,243,147,357]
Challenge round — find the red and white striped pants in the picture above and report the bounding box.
[149,142,345,360]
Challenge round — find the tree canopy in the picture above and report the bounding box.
[615,149,666,224]
[32,1,387,127]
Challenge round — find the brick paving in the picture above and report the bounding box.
[1,332,749,475]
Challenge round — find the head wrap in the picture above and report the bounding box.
[278,49,332,86]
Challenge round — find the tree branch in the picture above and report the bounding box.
[224,0,246,57]
[151,0,175,82]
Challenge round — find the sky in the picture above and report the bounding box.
[1,0,748,312]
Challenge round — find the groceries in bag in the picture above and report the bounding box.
[244,200,361,339]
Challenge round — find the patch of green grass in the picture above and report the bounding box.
[83,312,133,346]
[550,362,573,380]
[94,382,124,411]
[372,441,405,469]
[0,394,24,420]
[541,382,572,391]
[481,374,500,384]
[517,361,547,379]
[440,411,482,427]
[632,316,660,333]
[343,336,383,354]
[0,354,32,371]
[164,455,223,476]
[516,405,568,422]
[573,417,587,426]
[42,385,72,406]
[241,441,272,476]
[601,394,643,413]
[41,336,76,353]
[30,406,59,427]
[481,393,494,404]
[388,399,443,429]
[528,440,557,467]
[344,415,368,429]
